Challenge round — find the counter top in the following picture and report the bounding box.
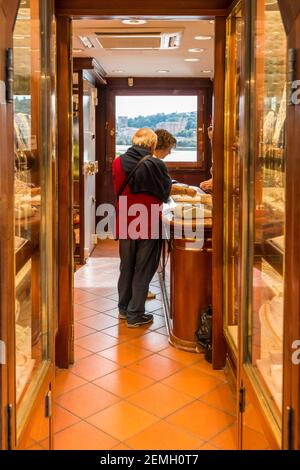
[162,191,213,236]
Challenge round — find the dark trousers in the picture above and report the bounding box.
[118,239,162,322]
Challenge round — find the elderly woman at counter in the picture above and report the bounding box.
[112,127,196,327]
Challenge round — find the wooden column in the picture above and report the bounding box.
[212,16,227,369]
[55,16,74,368]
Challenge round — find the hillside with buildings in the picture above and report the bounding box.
[116,112,197,148]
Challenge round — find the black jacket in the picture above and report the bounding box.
[120,145,172,203]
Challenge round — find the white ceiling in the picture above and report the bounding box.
[72,19,215,78]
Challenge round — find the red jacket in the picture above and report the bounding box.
[112,156,164,239]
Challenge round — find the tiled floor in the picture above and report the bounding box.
[53,240,238,450]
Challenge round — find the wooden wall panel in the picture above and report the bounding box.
[55,0,233,17]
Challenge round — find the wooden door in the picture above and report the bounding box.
[83,79,97,258]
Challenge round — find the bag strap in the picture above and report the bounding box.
[117,155,151,200]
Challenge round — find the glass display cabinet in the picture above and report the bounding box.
[12,0,55,449]
[223,2,243,363]
[240,0,287,449]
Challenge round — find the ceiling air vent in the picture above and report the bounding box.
[77,28,183,51]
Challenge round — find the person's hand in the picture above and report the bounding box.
[200,178,213,192]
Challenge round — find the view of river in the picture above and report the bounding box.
[116,145,197,163]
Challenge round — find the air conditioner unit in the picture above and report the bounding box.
[77,28,183,51]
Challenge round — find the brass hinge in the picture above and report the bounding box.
[45,390,52,418]
[7,403,13,450]
[239,386,246,413]
[286,406,293,450]
[5,48,13,104]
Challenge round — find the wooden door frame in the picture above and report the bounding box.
[212,16,227,369]
[54,0,234,17]
[56,9,227,369]
[54,1,233,369]
[278,0,300,451]
[55,15,74,368]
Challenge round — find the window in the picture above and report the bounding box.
[107,87,210,169]
[114,93,205,167]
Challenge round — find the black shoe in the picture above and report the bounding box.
[127,313,154,328]
[118,310,127,320]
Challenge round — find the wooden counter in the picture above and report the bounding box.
[159,196,212,352]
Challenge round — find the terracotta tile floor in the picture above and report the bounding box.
[52,241,237,450]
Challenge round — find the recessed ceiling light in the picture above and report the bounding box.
[202,70,213,73]
[188,48,205,53]
[184,58,200,62]
[194,35,213,40]
[112,70,125,73]
[157,70,170,73]
[122,19,147,25]
[73,48,83,53]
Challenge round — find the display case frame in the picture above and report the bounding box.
[0,0,56,450]
[223,0,244,365]
[236,0,298,450]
